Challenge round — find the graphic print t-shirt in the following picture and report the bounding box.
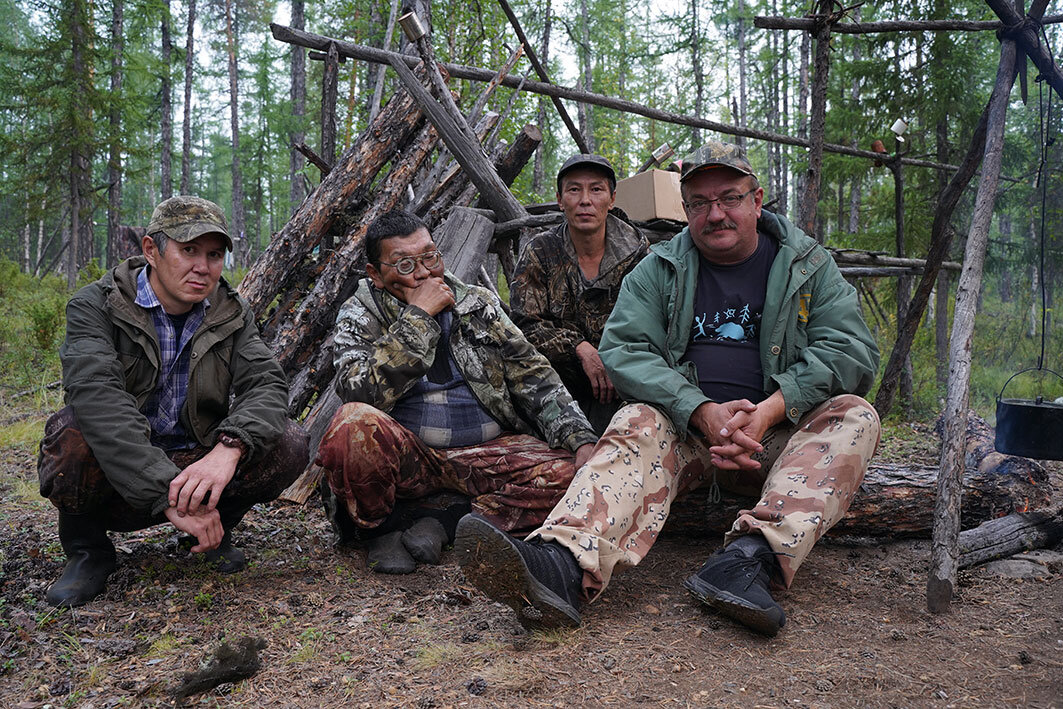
[680,232,778,403]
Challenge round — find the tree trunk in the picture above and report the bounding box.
[891,157,914,409]
[368,0,400,125]
[180,0,196,195]
[736,0,747,145]
[67,0,94,287]
[225,0,246,263]
[107,0,125,270]
[799,2,831,241]
[577,0,594,153]
[532,0,552,194]
[928,39,1018,614]
[689,0,703,145]
[160,0,173,201]
[794,25,810,212]
[288,0,306,213]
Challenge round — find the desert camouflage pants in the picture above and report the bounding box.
[532,394,880,600]
[37,406,309,531]
[316,403,582,533]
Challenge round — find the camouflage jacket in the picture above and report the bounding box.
[332,274,597,452]
[510,213,649,373]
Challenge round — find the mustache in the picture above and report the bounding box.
[702,220,738,233]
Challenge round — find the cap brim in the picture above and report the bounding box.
[171,223,234,252]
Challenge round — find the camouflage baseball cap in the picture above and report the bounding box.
[556,153,617,192]
[147,196,233,251]
[679,140,755,183]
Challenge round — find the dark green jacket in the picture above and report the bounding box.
[598,210,879,436]
[59,257,289,514]
[333,274,597,452]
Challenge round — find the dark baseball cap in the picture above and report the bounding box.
[556,154,617,192]
[147,196,233,252]
[679,141,756,183]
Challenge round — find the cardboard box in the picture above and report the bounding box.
[614,169,686,223]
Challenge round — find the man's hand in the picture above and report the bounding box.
[689,399,757,448]
[575,341,615,403]
[405,276,455,316]
[168,443,242,515]
[691,392,786,471]
[164,506,224,552]
[573,442,596,469]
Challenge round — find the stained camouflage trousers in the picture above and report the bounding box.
[532,394,880,600]
[37,406,309,530]
[316,402,582,533]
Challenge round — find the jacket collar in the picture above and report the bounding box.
[106,255,241,329]
[557,213,648,283]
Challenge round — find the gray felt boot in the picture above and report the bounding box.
[401,517,449,564]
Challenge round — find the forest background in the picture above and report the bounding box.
[0,0,1060,422]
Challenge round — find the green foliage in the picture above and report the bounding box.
[0,259,65,391]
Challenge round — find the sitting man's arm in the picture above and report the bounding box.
[332,287,442,411]
[61,291,183,517]
[171,306,291,516]
[598,257,712,437]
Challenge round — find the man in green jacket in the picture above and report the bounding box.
[38,196,309,607]
[316,210,597,575]
[510,154,649,434]
[456,141,880,637]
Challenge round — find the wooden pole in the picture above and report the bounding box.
[387,53,526,222]
[754,13,1063,32]
[927,38,1019,614]
[799,1,833,240]
[985,0,1063,101]
[268,23,1008,177]
[495,0,590,153]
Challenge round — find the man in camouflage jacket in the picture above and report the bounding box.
[316,210,596,575]
[511,154,649,433]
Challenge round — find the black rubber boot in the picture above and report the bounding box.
[46,514,117,608]
[683,534,787,637]
[364,530,416,574]
[454,513,582,630]
[205,530,247,574]
[400,517,449,564]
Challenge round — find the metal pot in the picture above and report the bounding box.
[994,368,1063,460]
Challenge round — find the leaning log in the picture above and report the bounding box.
[238,73,427,317]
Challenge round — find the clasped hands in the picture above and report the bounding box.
[690,391,786,471]
[163,443,242,552]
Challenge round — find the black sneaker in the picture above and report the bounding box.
[684,544,787,637]
[454,513,582,630]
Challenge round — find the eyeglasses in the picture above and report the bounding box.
[684,189,756,215]
[378,250,442,275]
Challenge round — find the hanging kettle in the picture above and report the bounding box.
[994,368,1063,460]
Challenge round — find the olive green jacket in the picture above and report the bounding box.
[598,210,880,436]
[59,257,289,514]
[332,274,597,452]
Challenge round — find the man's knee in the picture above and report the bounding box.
[38,407,112,515]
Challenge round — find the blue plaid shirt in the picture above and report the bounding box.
[135,267,208,450]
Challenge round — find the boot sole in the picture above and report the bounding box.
[684,575,785,637]
[454,515,580,631]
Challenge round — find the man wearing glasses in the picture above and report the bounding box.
[316,210,596,575]
[456,141,880,637]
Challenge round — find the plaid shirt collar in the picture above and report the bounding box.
[134,266,210,449]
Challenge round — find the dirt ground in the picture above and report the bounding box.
[0,421,1060,708]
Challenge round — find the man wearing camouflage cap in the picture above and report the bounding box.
[456,140,880,637]
[510,154,649,434]
[38,195,309,607]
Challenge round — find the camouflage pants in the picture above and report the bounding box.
[316,402,581,533]
[532,394,880,600]
[37,406,309,531]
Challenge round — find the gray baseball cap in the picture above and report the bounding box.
[147,196,233,252]
[556,153,617,192]
[679,141,756,183]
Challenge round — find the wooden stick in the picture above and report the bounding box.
[495,0,590,153]
[829,249,962,271]
[928,36,1018,615]
[387,53,526,222]
[957,510,1063,569]
[294,141,331,175]
[754,14,1063,33]
[985,0,1063,101]
[269,24,1017,177]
